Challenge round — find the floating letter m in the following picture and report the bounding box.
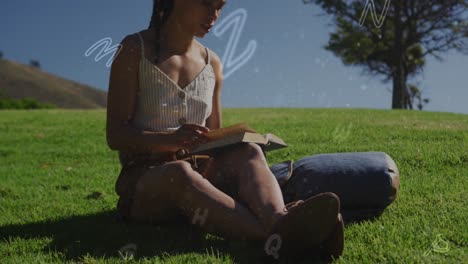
[85,37,122,68]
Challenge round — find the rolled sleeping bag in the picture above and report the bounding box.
[269,152,400,221]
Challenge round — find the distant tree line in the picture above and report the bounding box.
[0,92,56,110]
[0,50,41,69]
[0,52,51,109]
[29,60,41,69]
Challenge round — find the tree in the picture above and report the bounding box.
[408,84,430,110]
[0,50,3,60]
[29,59,41,69]
[305,0,468,109]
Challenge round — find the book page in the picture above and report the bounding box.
[191,132,267,154]
[265,133,287,146]
[263,133,288,151]
[203,122,257,141]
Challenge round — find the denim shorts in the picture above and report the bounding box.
[115,155,212,222]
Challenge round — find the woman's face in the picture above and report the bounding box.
[173,0,227,37]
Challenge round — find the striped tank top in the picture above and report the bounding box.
[119,33,215,166]
[133,32,216,132]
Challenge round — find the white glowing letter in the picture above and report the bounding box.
[85,37,123,68]
[214,8,257,79]
[264,233,282,260]
[192,208,209,226]
[359,0,392,28]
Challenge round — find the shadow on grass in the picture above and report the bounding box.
[0,208,377,263]
[0,209,327,263]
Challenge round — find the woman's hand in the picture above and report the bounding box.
[171,124,210,152]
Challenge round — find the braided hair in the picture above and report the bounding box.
[148,0,175,63]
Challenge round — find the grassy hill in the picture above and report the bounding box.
[0,59,106,109]
[0,108,466,263]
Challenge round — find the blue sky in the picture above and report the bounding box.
[2,0,467,114]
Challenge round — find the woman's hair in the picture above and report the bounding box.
[148,0,175,63]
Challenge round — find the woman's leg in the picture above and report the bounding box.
[129,160,268,241]
[202,143,287,232]
[201,143,343,258]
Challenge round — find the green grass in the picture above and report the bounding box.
[0,108,466,263]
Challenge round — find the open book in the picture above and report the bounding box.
[188,122,288,155]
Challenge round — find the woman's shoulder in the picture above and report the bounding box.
[118,32,142,49]
[119,29,152,45]
[206,50,223,80]
[195,41,222,72]
[128,28,151,37]
[116,30,153,60]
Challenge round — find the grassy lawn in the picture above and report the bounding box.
[0,108,466,263]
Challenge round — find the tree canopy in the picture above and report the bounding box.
[305,0,468,109]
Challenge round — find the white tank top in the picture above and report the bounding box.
[132,32,215,132]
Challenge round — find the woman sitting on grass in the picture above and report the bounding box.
[106,0,344,260]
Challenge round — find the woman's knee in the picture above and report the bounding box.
[160,161,212,203]
[226,142,265,160]
[239,143,266,161]
[170,160,208,184]
[166,161,217,192]
[135,160,197,196]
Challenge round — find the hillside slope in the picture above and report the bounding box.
[0,59,106,109]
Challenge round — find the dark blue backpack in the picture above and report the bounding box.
[269,152,400,222]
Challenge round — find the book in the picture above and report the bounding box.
[187,122,288,155]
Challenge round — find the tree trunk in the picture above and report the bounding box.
[403,73,411,109]
[392,63,406,109]
[391,0,406,109]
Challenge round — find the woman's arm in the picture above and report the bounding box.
[106,34,176,153]
[205,51,223,130]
